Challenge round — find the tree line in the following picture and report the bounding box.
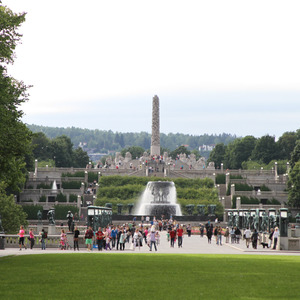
[27,124,236,155]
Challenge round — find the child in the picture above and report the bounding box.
[60,229,67,250]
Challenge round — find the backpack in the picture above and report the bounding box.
[44,232,48,239]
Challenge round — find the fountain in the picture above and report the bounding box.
[135,181,182,217]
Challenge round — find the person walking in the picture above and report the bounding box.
[169,227,176,248]
[149,229,157,251]
[60,229,67,250]
[18,225,27,251]
[235,227,241,244]
[73,226,80,251]
[206,227,212,244]
[177,225,184,248]
[95,227,104,251]
[133,228,143,251]
[272,227,280,250]
[29,228,35,249]
[111,226,118,249]
[244,227,251,248]
[214,226,218,244]
[268,228,274,248]
[217,226,223,246]
[251,229,259,249]
[40,229,46,250]
[230,227,236,244]
[85,226,94,251]
[224,227,230,243]
[186,224,192,237]
[119,230,126,251]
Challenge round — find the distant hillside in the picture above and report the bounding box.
[27,124,237,158]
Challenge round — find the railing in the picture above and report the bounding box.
[4,235,86,248]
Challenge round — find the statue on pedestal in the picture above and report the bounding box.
[37,210,42,224]
[66,210,74,232]
[47,209,55,225]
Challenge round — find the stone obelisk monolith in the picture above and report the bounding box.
[150,95,160,156]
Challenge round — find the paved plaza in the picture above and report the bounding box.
[1,232,300,257]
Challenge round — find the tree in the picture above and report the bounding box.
[170,146,191,159]
[32,132,51,161]
[224,136,256,169]
[0,5,32,193]
[251,135,278,164]
[121,146,145,159]
[290,140,300,168]
[0,183,28,233]
[50,135,74,167]
[277,131,297,160]
[287,161,300,208]
[72,147,90,167]
[208,143,226,169]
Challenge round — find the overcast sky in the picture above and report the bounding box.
[4,0,300,138]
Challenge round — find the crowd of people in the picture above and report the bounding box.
[83,224,161,252]
[17,221,280,251]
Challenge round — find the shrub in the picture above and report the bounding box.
[88,172,98,183]
[61,181,81,189]
[56,193,67,202]
[235,183,253,191]
[37,183,52,189]
[22,205,43,220]
[69,194,78,203]
[260,184,271,191]
[216,174,225,184]
[62,171,85,177]
[230,175,243,179]
[232,195,260,208]
[39,195,46,202]
[53,205,79,220]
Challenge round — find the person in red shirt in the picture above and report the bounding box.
[95,227,104,251]
[177,225,184,248]
[169,227,176,247]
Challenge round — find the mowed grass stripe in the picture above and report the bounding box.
[0,254,299,300]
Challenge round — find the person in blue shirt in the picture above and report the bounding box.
[110,226,118,249]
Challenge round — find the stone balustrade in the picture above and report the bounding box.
[4,234,86,248]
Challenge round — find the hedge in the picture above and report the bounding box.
[22,205,43,220]
[53,205,79,220]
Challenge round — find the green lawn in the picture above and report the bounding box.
[0,254,299,300]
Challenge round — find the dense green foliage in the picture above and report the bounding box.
[62,171,85,177]
[0,183,28,233]
[95,176,220,215]
[231,195,280,208]
[27,124,236,157]
[61,181,82,189]
[209,131,300,171]
[53,205,79,220]
[56,193,67,202]
[0,5,33,193]
[120,146,145,159]
[288,161,300,207]
[1,254,300,300]
[22,205,43,220]
[32,132,89,167]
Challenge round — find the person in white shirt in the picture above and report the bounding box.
[272,227,280,250]
[244,228,251,248]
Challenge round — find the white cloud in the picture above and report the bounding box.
[4,0,300,137]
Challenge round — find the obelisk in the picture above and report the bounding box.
[150,95,160,156]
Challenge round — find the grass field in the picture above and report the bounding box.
[0,254,299,300]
